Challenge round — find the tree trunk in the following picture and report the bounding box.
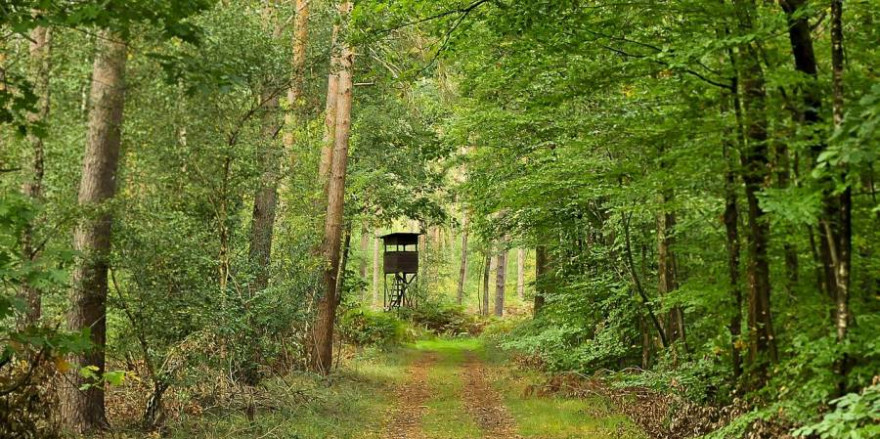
[779,0,839,306]
[283,0,310,153]
[457,212,468,305]
[495,244,508,317]
[359,226,368,281]
[372,235,380,308]
[723,131,744,380]
[61,31,127,433]
[310,2,353,374]
[18,25,51,326]
[318,18,340,185]
[337,225,352,295]
[657,197,685,347]
[830,0,851,393]
[248,88,281,294]
[534,245,548,316]
[516,248,525,301]
[734,0,778,382]
[482,254,492,316]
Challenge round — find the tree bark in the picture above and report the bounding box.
[457,212,468,305]
[779,0,834,302]
[734,0,778,382]
[283,0,310,152]
[516,248,525,301]
[830,0,851,393]
[61,31,127,433]
[534,245,549,316]
[310,2,353,374]
[657,196,685,347]
[358,226,368,300]
[318,19,340,185]
[248,88,281,294]
[19,25,51,326]
[482,254,492,316]
[723,130,744,380]
[372,235,380,308]
[337,225,352,295]
[494,242,508,317]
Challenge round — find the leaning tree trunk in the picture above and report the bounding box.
[19,25,51,327]
[61,31,127,434]
[457,212,469,305]
[310,3,353,374]
[494,243,507,317]
[734,0,778,384]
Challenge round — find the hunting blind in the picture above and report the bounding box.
[380,232,420,310]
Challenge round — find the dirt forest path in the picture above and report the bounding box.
[460,351,521,439]
[384,352,438,439]
[378,339,644,439]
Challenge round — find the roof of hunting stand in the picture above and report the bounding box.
[379,232,421,247]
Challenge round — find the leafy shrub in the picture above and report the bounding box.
[404,303,480,336]
[338,308,407,349]
[794,382,880,439]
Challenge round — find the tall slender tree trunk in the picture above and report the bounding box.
[61,32,127,433]
[723,123,744,380]
[337,225,352,294]
[482,254,492,316]
[830,0,851,393]
[779,0,834,303]
[248,88,281,294]
[534,245,548,316]
[516,248,525,301]
[19,25,51,326]
[372,235,380,308]
[310,2,353,374]
[657,197,685,348]
[734,0,778,382]
[318,18,340,185]
[284,0,310,153]
[495,243,508,317]
[457,212,468,305]
[359,226,368,299]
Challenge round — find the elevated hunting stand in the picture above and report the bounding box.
[380,232,420,311]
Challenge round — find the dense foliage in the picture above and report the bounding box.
[2,0,879,437]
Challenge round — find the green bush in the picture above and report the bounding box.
[338,308,407,349]
[404,303,480,336]
[794,382,880,439]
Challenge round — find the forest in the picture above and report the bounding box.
[1,0,879,438]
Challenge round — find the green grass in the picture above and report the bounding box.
[417,339,482,438]
[160,338,646,439]
[412,336,484,354]
[486,351,647,439]
[166,348,413,439]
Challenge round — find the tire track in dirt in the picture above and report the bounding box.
[460,352,521,439]
[384,352,438,439]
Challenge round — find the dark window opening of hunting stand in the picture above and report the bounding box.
[381,232,420,311]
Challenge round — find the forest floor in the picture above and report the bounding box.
[166,338,645,439]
